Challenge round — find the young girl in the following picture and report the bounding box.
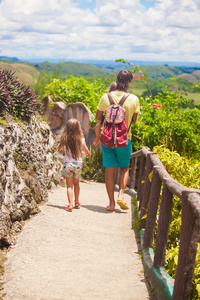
[93,82,117,147]
[58,118,90,212]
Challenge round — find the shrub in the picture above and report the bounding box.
[82,146,105,182]
[0,69,39,120]
[131,91,200,159]
[43,76,106,115]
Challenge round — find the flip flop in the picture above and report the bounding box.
[74,203,81,209]
[64,205,73,212]
[106,206,115,212]
[117,200,129,210]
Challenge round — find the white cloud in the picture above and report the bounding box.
[0,0,200,62]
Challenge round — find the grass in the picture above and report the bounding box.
[185,92,200,105]
[0,61,39,86]
[0,250,7,299]
[132,87,146,97]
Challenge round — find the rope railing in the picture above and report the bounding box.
[129,147,200,300]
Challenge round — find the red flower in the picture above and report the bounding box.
[153,104,161,108]
[133,74,141,79]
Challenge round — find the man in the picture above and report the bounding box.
[96,70,140,211]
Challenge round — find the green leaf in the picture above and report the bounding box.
[141,214,147,220]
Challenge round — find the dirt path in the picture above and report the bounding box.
[2,182,151,299]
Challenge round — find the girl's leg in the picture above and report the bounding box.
[73,177,80,206]
[66,177,74,206]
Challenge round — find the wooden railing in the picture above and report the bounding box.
[129,147,200,300]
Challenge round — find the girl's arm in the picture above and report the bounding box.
[57,144,63,151]
[83,142,90,156]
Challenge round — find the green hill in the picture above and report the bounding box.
[30,61,115,77]
[129,65,180,79]
[2,59,200,83]
[0,61,39,86]
[129,65,200,80]
[177,73,198,82]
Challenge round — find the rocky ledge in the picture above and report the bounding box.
[0,114,63,247]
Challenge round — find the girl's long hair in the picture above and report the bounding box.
[58,118,83,160]
[108,81,117,92]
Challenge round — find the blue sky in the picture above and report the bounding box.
[0,0,200,63]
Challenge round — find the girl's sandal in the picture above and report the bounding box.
[64,205,73,212]
[74,203,81,209]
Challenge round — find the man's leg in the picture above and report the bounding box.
[118,166,129,201]
[105,166,116,210]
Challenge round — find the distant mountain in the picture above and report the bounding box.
[73,59,200,69]
[1,56,200,69]
[0,56,20,62]
[24,58,200,69]
[1,57,200,84]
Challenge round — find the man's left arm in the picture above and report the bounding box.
[131,113,138,124]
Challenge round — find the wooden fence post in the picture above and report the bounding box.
[153,180,173,268]
[172,191,200,300]
[137,154,146,209]
[143,166,162,249]
[139,153,154,229]
[129,157,137,189]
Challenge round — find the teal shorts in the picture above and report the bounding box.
[101,140,132,168]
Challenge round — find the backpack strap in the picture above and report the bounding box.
[107,92,115,105]
[118,93,132,131]
[118,93,130,106]
[107,92,130,106]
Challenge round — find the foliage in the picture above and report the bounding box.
[44,76,106,115]
[0,69,39,120]
[131,91,200,160]
[82,146,105,182]
[194,83,200,92]
[33,63,67,97]
[153,146,200,299]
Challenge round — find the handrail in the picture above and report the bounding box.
[129,147,200,300]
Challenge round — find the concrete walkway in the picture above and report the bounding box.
[3,182,151,300]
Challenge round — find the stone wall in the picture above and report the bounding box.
[41,97,96,146]
[0,115,63,247]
